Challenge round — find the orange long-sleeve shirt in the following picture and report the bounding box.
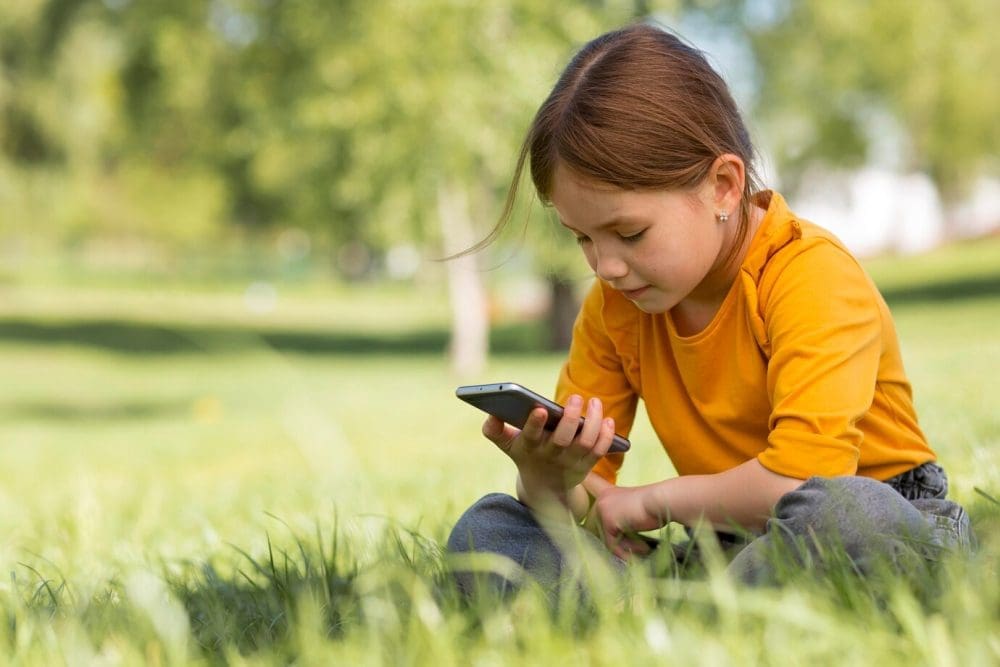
[555,191,936,484]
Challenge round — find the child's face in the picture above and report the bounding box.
[549,163,738,315]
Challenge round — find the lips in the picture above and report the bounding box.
[621,286,650,300]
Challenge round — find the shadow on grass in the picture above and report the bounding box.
[879,273,1000,306]
[0,398,191,421]
[153,523,459,660]
[9,525,442,661]
[3,271,996,357]
[0,317,549,356]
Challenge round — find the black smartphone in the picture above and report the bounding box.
[455,382,630,453]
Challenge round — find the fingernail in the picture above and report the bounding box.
[569,395,582,407]
[590,397,600,409]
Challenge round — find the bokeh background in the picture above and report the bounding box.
[2,1,997,373]
[0,1,998,661]
[0,0,1000,664]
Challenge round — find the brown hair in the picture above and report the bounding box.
[478,22,762,257]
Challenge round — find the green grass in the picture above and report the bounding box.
[0,236,998,664]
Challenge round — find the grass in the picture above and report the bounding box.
[0,235,998,664]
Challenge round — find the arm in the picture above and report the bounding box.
[758,241,883,478]
[515,470,613,522]
[595,459,803,558]
[649,458,802,531]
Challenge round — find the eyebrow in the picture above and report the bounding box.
[559,214,647,232]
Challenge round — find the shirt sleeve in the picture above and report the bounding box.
[556,280,639,484]
[757,241,883,479]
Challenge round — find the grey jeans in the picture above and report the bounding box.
[445,462,972,598]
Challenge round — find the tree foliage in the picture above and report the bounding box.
[739,0,1000,198]
[1,0,995,259]
[0,1,638,255]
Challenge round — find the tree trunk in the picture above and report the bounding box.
[547,274,578,351]
[437,183,489,378]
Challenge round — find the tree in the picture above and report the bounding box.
[323,1,638,372]
[0,1,658,369]
[737,0,1000,201]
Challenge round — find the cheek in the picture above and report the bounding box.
[580,245,598,269]
[636,247,693,284]
[634,246,667,274]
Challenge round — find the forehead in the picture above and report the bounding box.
[549,162,708,231]
[550,163,621,198]
[550,164,629,211]
[549,163,658,227]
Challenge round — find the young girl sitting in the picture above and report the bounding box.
[447,22,971,596]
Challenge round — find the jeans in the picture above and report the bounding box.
[445,462,972,598]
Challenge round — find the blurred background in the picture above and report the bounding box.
[0,0,998,538]
[1,0,997,376]
[0,3,998,660]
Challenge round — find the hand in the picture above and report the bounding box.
[593,484,668,559]
[481,394,617,500]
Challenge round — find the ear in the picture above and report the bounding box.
[707,154,746,215]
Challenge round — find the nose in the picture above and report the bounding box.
[591,243,628,282]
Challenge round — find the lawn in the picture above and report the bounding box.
[0,236,998,664]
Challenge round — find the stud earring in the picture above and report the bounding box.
[716,211,729,223]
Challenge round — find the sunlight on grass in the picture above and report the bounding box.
[0,238,997,663]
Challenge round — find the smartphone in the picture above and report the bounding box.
[455,382,630,453]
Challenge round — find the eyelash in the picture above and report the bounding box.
[619,230,645,243]
[573,230,645,245]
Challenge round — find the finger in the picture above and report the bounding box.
[575,397,604,447]
[604,525,651,559]
[620,532,653,556]
[590,417,617,459]
[613,539,650,560]
[598,514,626,551]
[481,416,521,452]
[519,407,549,446]
[550,394,583,447]
[602,525,622,554]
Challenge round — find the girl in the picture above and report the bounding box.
[447,23,970,596]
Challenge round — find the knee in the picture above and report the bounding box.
[446,493,533,555]
[770,476,932,554]
[731,477,929,585]
[445,493,564,602]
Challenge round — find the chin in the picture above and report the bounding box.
[633,301,671,315]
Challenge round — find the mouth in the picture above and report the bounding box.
[620,286,650,300]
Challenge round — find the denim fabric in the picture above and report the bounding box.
[884,461,974,553]
[726,474,967,584]
[885,461,948,499]
[445,492,622,602]
[446,463,972,596]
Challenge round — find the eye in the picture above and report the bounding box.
[574,235,591,246]
[618,229,646,243]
